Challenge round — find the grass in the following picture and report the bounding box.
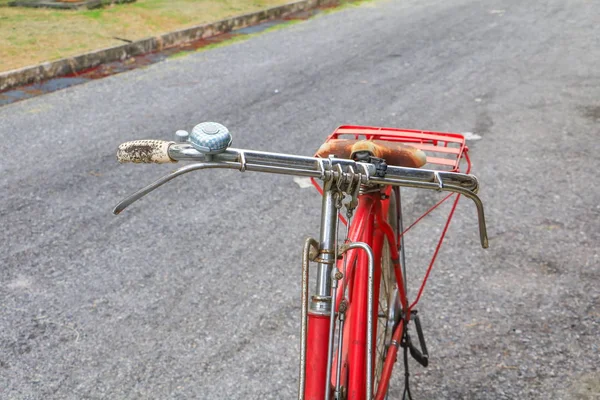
[0,0,292,72]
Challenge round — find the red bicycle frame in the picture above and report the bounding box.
[303,125,475,400]
[114,123,488,400]
[304,187,398,400]
[340,192,387,400]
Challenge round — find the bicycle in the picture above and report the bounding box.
[114,122,488,400]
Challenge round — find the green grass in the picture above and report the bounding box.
[0,0,364,72]
[0,0,293,71]
[81,9,104,19]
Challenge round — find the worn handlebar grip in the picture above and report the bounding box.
[117,140,176,164]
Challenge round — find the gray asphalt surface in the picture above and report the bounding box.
[1,0,599,399]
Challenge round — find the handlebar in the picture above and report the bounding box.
[117,140,176,164]
[114,140,488,248]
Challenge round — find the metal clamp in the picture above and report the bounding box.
[317,158,328,180]
[357,162,372,183]
[238,151,247,172]
[433,171,444,190]
[314,248,337,264]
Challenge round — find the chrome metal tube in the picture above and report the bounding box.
[299,238,319,400]
[334,311,345,400]
[324,271,338,400]
[113,162,236,214]
[367,179,488,248]
[168,144,479,191]
[117,145,488,247]
[342,242,375,400]
[169,144,322,168]
[396,187,408,295]
[312,182,338,309]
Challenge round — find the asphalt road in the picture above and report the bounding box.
[1,0,599,399]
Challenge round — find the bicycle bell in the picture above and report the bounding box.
[187,122,232,155]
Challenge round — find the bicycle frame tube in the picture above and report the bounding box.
[305,313,331,400]
[346,194,380,400]
[305,181,339,400]
[305,188,387,400]
[324,192,390,400]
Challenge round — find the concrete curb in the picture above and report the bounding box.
[0,0,339,91]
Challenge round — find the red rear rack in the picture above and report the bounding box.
[322,125,471,173]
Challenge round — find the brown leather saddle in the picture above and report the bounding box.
[315,139,427,168]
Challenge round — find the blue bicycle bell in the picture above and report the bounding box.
[188,122,232,154]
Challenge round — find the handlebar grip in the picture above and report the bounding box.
[117,140,176,164]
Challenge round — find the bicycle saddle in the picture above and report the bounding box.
[315,139,427,168]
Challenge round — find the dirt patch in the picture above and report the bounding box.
[566,372,600,400]
[579,105,600,122]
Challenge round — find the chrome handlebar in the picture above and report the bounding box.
[114,143,488,248]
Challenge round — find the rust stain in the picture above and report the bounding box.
[283,10,318,20]
[21,88,45,96]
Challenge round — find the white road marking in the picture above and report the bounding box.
[463,132,483,141]
[293,176,313,188]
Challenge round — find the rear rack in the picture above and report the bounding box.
[308,125,484,247]
[326,125,470,173]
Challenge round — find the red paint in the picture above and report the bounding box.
[334,202,369,309]
[304,186,463,398]
[346,195,376,400]
[305,312,332,400]
[374,202,408,311]
[371,205,384,378]
[374,319,405,400]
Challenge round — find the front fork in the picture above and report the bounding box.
[303,181,338,400]
[300,183,376,400]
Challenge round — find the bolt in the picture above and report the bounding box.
[175,130,189,142]
[339,300,348,313]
